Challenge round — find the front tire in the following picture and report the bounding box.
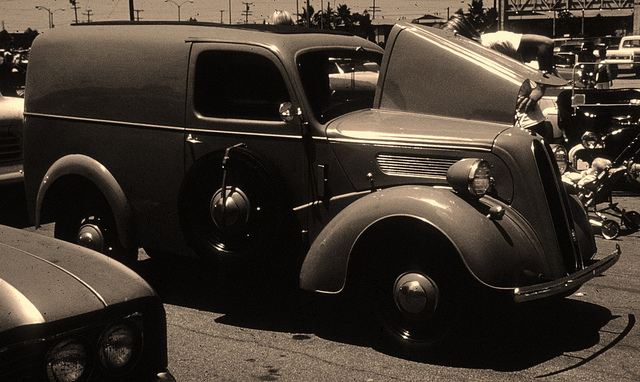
[351,222,474,354]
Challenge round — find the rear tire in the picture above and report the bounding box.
[54,199,137,266]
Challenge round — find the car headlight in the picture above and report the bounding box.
[45,337,90,382]
[581,131,602,149]
[551,144,568,174]
[446,158,492,198]
[97,321,142,374]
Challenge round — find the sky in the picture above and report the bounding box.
[0,0,471,32]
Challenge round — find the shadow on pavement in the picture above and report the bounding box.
[133,253,627,371]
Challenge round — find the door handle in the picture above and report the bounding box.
[186,134,202,144]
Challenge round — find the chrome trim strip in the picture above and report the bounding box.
[0,241,108,307]
[24,112,305,140]
[329,136,493,151]
[293,185,453,211]
[293,190,370,211]
[24,112,184,132]
[186,127,304,140]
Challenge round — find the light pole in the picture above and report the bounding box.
[165,0,193,21]
[35,6,65,29]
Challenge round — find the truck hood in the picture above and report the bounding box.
[0,225,154,331]
[327,108,509,149]
[377,23,567,124]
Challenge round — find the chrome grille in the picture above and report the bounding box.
[0,132,22,163]
[533,140,581,272]
[377,154,459,179]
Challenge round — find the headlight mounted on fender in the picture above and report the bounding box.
[550,144,568,174]
[446,158,492,198]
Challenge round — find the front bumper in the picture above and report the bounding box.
[513,244,621,303]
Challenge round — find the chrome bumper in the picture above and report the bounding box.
[513,244,621,303]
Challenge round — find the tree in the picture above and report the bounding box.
[298,3,375,42]
[336,4,352,27]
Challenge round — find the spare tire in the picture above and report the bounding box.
[178,147,286,262]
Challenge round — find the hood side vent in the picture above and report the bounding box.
[377,154,459,179]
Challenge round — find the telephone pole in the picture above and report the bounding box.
[134,9,143,21]
[129,0,135,21]
[69,1,80,24]
[369,0,380,20]
[83,8,93,23]
[242,2,253,23]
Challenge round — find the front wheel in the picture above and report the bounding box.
[54,204,137,266]
[353,224,474,353]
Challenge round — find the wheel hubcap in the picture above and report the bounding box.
[393,272,439,316]
[210,187,251,233]
[77,223,105,252]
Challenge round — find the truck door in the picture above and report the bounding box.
[182,43,309,261]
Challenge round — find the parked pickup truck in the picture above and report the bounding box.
[23,21,620,354]
[606,35,640,75]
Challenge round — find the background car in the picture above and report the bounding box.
[0,93,24,185]
[0,224,174,381]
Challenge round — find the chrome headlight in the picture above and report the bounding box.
[446,158,492,198]
[45,337,90,382]
[581,131,602,149]
[551,144,568,174]
[97,321,142,374]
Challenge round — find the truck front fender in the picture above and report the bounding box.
[35,154,135,248]
[300,185,546,294]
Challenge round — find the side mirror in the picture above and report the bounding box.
[279,102,302,122]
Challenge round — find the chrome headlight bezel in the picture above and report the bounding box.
[45,337,91,382]
[97,319,143,375]
[446,158,492,198]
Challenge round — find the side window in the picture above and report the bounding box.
[194,50,290,121]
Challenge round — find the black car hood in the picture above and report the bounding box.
[0,225,154,332]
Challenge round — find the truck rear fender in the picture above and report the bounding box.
[35,154,135,248]
[300,185,542,293]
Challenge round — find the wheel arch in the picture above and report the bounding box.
[299,185,541,294]
[36,154,136,249]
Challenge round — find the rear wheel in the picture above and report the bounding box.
[54,199,137,266]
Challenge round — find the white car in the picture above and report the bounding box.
[0,94,24,184]
[328,58,379,93]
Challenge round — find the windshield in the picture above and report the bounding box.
[298,50,382,123]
